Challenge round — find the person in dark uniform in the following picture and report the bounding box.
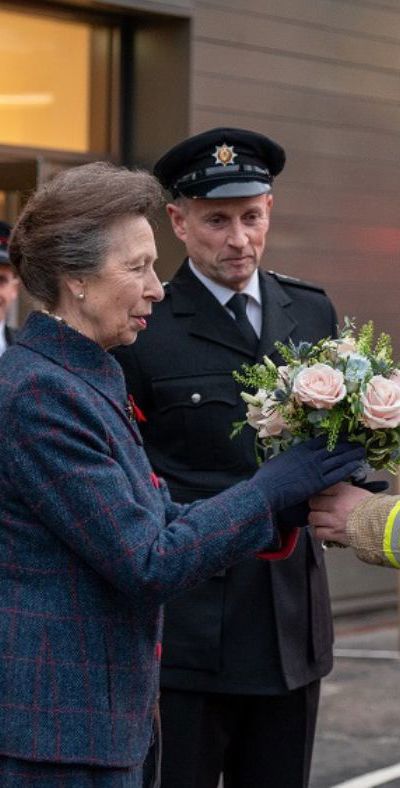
[0,221,19,356]
[113,128,339,788]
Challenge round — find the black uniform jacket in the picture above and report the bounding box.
[114,261,337,694]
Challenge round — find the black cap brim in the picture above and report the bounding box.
[179,179,272,199]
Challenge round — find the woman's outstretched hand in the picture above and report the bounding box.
[253,437,365,512]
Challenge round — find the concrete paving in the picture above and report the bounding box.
[216,610,400,788]
[310,610,400,788]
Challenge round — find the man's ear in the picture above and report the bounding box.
[166,203,188,243]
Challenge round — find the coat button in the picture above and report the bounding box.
[191,392,202,404]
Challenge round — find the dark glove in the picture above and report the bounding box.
[353,479,389,494]
[252,437,365,512]
[278,501,310,530]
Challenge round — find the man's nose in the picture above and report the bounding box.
[227,220,248,247]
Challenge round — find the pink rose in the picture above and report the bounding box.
[361,375,400,429]
[293,363,346,410]
[258,397,288,438]
[245,390,288,437]
[336,338,357,357]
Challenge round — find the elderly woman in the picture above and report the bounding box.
[310,483,400,568]
[0,162,363,787]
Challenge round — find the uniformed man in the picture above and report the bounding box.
[113,127,337,788]
[0,221,19,356]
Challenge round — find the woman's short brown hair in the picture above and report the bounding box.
[9,161,163,309]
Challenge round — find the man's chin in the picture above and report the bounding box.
[225,270,256,288]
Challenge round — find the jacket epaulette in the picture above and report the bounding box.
[268,270,326,294]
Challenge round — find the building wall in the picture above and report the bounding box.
[190,0,400,355]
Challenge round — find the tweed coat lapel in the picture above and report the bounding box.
[16,311,137,432]
[257,270,297,361]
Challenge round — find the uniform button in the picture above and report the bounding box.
[191,392,202,404]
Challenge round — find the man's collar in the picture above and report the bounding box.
[188,259,261,306]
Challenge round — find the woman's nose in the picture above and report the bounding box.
[147,268,165,302]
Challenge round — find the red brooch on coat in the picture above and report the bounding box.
[126,393,147,424]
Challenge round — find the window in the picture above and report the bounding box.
[0,9,118,154]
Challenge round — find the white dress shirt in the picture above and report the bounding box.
[0,320,7,357]
[188,260,262,338]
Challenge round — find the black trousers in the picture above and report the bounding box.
[158,682,320,788]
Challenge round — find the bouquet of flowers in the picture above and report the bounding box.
[232,318,400,475]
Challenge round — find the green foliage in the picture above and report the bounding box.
[274,341,295,364]
[374,332,393,365]
[356,321,374,356]
[319,407,346,450]
[233,361,278,392]
[230,420,246,439]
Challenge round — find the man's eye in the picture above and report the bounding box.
[207,216,224,226]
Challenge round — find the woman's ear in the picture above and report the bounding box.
[64,277,86,301]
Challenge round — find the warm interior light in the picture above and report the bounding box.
[0,93,54,107]
[0,10,89,150]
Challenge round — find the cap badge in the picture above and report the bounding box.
[212,143,237,167]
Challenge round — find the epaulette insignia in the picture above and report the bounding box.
[268,270,325,294]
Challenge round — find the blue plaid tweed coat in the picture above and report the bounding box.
[0,312,275,768]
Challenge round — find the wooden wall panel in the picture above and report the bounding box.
[195,74,400,136]
[194,7,400,71]
[193,42,400,103]
[196,0,400,41]
[189,0,400,353]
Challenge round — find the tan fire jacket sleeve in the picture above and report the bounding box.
[346,495,400,568]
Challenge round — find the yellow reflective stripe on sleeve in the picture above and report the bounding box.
[383,501,400,568]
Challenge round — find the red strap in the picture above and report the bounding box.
[257,528,300,561]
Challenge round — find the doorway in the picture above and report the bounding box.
[0,150,101,325]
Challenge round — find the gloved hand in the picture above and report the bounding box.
[252,437,365,512]
[278,501,310,530]
[353,479,389,494]
[277,474,388,533]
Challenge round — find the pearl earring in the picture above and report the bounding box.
[77,293,85,301]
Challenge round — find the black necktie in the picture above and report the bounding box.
[227,293,259,352]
